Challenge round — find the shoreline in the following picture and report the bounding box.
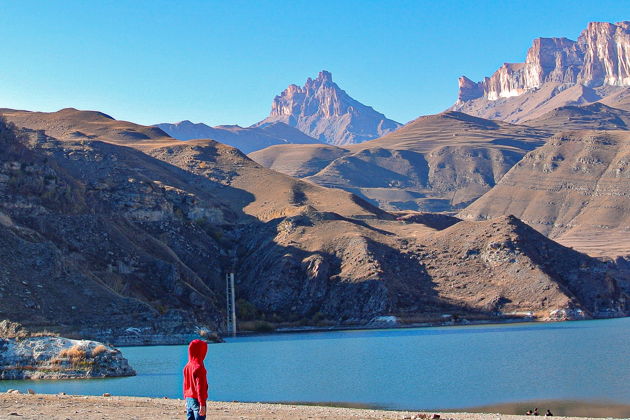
[107,315,630,347]
[0,394,620,420]
[223,315,627,341]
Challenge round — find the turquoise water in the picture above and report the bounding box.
[2,318,629,410]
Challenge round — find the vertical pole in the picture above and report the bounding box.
[226,272,237,337]
[229,272,236,337]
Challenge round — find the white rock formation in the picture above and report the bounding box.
[457,21,630,102]
[0,336,135,379]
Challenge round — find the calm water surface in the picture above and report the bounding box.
[2,318,629,410]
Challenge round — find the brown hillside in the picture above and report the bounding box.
[0,111,626,342]
[525,102,630,132]
[0,108,176,148]
[251,112,549,212]
[460,130,630,258]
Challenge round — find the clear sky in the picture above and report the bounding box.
[0,1,627,127]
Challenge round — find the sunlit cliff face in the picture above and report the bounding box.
[458,21,630,103]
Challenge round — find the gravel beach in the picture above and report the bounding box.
[0,394,612,420]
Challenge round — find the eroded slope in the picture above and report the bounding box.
[460,131,630,258]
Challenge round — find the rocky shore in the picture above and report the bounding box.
[0,336,135,380]
[0,394,615,420]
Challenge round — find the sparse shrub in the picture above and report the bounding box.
[91,345,108,357]
[0,321,59,340]
[50,357,63,365]
[173,207,185,220]
[59,345,87,363]
[207,226,223,242]
[311,312,326,323]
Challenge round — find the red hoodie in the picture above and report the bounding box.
[183,339,208,405]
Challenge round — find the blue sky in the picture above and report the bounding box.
[0,1,627,126]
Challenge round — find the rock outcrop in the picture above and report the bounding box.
[457,22,630,102]
[452,21,630,123]
[154,120,320,154]
[0,335,135,380]
[255,70,401,145]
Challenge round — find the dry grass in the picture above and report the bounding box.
[58,345,87,361]
[91,344,108,356]
[29,330,60,338]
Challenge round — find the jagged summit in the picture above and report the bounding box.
[452,21,630,123]
[457,21,630,103]
[256,70,402,145]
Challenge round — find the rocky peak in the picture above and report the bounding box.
[456,21,630,103]
[257,70,401,145]
[309,70,333,84]
[578,21,630,87]
[457,76,484,102]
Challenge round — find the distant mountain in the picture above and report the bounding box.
[459,130,630,258]
[250,111,549,212]
[155,120,320,154]
[451,21,630,123]
[255,70,402,145]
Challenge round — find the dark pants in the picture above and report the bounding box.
[185,397,206,420]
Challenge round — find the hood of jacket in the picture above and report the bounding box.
[187,339,208,363]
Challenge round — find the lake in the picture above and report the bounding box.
[2,318,629,412]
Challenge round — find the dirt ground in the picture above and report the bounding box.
[0,393,611,420]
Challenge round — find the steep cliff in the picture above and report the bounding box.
[452,21,630,123]
[255,71,401,145]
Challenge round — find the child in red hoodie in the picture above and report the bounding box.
[183,339,208,419]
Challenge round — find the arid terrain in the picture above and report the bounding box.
[1,19,630,345]
[251,112,548,212]
[1,105,627,343]
[0,394,624,420]
[459,130,630,258]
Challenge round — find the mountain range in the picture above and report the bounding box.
[1,20,629,342]
[250,112,548,212]
[459,129,630,258]
[2,105,627,342]
[157,70,402,151]
[249,21,630,260]
[155,120,320,154]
